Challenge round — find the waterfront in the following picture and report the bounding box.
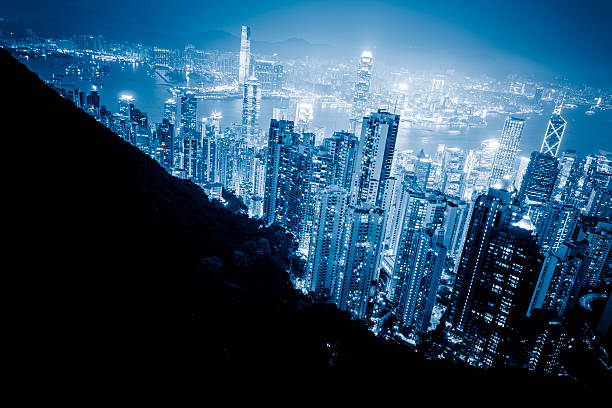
[25,54,612,157]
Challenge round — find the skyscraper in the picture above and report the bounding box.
[450,181,543,368]
[241,74,260,140]
[540,107,567,158]
[323,131,359,192]
[263,119,297,225]
[163,98,177,125]
[238,26,251,85]
[518,151,559,204]
[307,186,348,297]
[528,241,587,317]
[488,117,525,188]
[351,109,400,207]
[352,50,373,120]
[392,191,448,332]
[180,91,197,137]
[118,94,134,119]
[155,119,174,169]
[337,205,385,318]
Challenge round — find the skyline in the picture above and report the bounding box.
[2,0,611,391]
[3,0,612,85]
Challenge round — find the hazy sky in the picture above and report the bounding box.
[4,0,611,85]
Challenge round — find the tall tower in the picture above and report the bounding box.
[392,192,448,332]
[323,131,359,192]
[449,182,543,368]
[351,109,400,207]
[163,98,177,125]
[540,104,567,158]
[241,73,259,140]
[238,26,251,85]
[263,119,297,225]
[180,91,197,137]
[488,116,525,188]
[307,186,348,297]
[337,205,385,319]
[517,151,559,204]
[352,50,373,121]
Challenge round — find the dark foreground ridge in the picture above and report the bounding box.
[3,48,593,396]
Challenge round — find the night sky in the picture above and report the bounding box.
[4,0,611,85]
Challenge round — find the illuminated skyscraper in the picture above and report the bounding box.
[154,119,174,169]
[392,192,448,331]
[518,151,559,204]
[337,205,385,318]
[241,74,260,140]
[488,116,525,188]
[180,91,197,137]
[263,119,297,225]
[352,50,373,120]
[579,222,612,288]
[238,26,251,85]
[323,131,359,191]
[449,182,543,368]
[528,241,586,317]
[351,109,400,207]
[540,106,567,158]
[307,186,348,297]
[163,98,177,125]
[118,94,134,118]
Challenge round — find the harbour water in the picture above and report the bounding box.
[25,54,612,157]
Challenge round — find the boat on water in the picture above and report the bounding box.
[585,110,595,116]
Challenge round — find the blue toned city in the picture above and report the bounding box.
[3,0,611,396]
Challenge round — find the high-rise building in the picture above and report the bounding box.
[352,50,373,120]
[154,119,174,169]
[413,150,432,192]
[540,108,567,158]
[528,241,587,317]
[263,119,298,225]
[180,91,197,137]
[439,146,467,198]
[449,181,543,368]
[392,191,448,332]
[464,139,498,200]
[383,175,412,254]
[532,203,579,254]
[163,98,177,125]
[337,205,385,318]
[241,74,260,140]
[351,109,400,207]
[488,117,525,188]
[518,151,559,204]
[307,186,348,297]
[323,131,359,192]
[238,26,251,85]
[578,221,612,288]
[118,94,134,119]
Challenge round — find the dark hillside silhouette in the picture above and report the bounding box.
[2,47,595,397]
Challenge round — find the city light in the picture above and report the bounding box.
[4,2,611,388]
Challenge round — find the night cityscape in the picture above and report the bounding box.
[3,0,611,395]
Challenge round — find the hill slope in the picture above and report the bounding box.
[3,48,588,396]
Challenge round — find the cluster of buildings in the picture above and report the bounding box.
[260,101,612,373]
[21,22,611,377]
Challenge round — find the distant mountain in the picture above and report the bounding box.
[3,47,592,396]
[184,30,340,59]
[253,37,339,60]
